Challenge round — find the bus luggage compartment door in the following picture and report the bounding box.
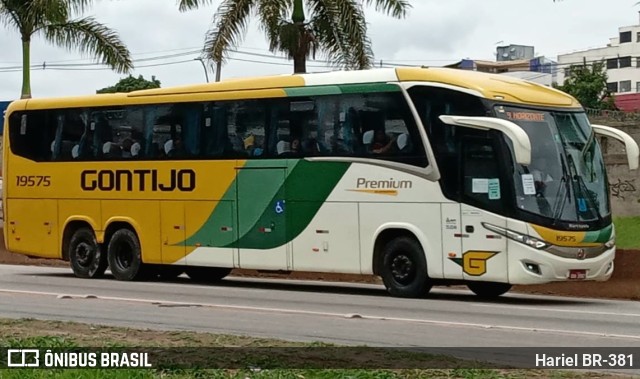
[236,167,290,270]
[6,199,59,258]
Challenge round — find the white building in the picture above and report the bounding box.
[557,16,640,94]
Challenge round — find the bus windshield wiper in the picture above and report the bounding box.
[567,154,603,222]
[551,166,570,223]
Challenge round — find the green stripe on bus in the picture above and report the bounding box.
[232,160,350,249]
[284,86,342,97]
[183,160,350,250]
[284,83,400,97]
[582,225,613,243]
[182,160,294,247]
[338,83,401,94]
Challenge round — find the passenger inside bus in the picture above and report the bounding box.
[531,155,554,196]
[291,138,301,155]
[371,129,396,154]
[304,138,321,156]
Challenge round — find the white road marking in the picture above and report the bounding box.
[0,288,639,341]
[472,303,640,318]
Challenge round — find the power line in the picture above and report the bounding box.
[0,47,339,72]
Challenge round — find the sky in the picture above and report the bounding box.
[0,0,638,100]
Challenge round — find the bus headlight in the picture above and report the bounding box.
[604,225,615,249]
[482,223,549,250]
[604,238,615,249]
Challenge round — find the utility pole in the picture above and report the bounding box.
[194,58,209,83]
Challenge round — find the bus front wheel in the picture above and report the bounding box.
[107,229,145,281]
[467,282,512,298]
[69,227,108,279]
[380,236,431,298]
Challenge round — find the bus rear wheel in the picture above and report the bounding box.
[69,227,107,279]
[107,229,145,281]
[467,282,512,298]
[185,267,232,283]
[380,236,431,298]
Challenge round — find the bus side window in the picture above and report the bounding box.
[147,105,177,159]
[51,110,84,161]
[117,107,145,159]
[231,100,267,158]
[8,111,56,162]
[271,97,324,158]
[337,92,426,166]
[171,102,203,158]
[314,96,340,156]
[202,103,231,158]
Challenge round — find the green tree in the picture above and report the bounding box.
[178,0,410,74]
[0,0,133,99]
[556,61,617,110]
[97,75,161,93]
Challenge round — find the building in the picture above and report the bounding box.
[445,45,557,86]
[496,44,535,62]
[557,14,640,109]
[0,101,10,135]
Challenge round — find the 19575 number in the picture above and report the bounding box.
[16,175,51,187]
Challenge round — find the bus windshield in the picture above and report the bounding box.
[495,106,610,224]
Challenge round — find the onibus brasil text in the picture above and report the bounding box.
[6,349,152,368]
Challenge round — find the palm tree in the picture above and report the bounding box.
[0,0,133,99]
[179,0,410,74]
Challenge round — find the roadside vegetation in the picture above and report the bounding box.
[613,217,640,249]
[0,319,624,379]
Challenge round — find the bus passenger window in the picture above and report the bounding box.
[230,100,267,158]
[147,105,180,159]
[170,103,203,158]
[8,111,56,162]
[51,110,85,161]
[202,103,232,158]
[339,92,424,166]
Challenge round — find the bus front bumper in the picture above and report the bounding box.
[508,242,615,285]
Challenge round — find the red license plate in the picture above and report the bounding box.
[568,269,587,280]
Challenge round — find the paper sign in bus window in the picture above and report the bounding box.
[20,115,27,135]
[521,174,536,195]
[488,179,501,200]
[472,178,489,193]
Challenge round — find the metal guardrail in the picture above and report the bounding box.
[586,108,640,123]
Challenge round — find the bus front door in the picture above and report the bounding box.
[459,136,509,284]
[235,166,290,270]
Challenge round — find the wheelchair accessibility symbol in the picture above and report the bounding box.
[275,200,285,214]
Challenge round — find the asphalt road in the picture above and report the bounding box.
[0,264,639,372]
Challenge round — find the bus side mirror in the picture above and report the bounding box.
[591,124,639,170]
[439,115,532,165]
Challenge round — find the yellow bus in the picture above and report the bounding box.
[3,67,638,298]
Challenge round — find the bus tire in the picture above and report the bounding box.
[380,236,431,298]
[107,228,145,281]
[185,267,232,283]
[467,282,512,298]
[69,227,107,279]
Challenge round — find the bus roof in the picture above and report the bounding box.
[12,67,581,111]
